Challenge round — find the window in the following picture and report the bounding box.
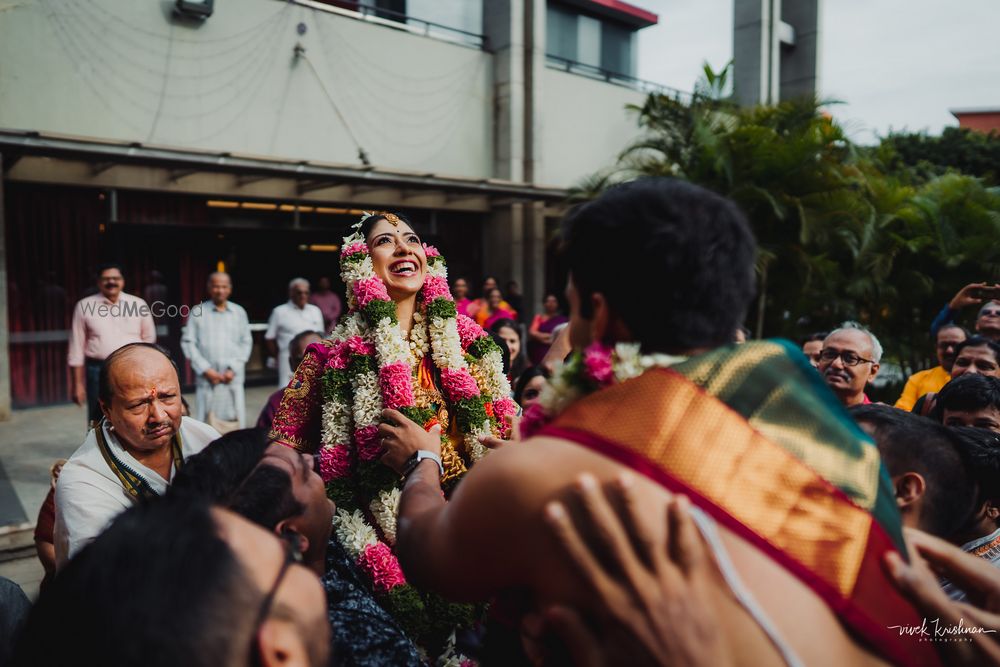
[545,3,636,77]
[601,20,633,77]
[546,4,578,62]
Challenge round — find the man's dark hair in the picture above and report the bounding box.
[938,323,970,339]
[12,495,259,667]
[849,404,978,538]
[561,178,756,354]
[171,428,305,531]
[952,336,1000,364]
[98,343,178,407]
[803,331,829,344]
[931,373,1000,421]
[95,262,124,279]
[950,427,1000,509]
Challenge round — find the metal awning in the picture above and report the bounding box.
[0,130,569,213]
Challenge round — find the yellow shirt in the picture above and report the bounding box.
[894,365,951,411]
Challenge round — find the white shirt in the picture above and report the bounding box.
[265,301,324,387]
[54,417,220,567]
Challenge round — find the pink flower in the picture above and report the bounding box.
[325,343,349,370]
[519,403,550,439]
[319,445,353,481]
[583,342,614,387]
[357,542,407,593]
[440,368,480,402]
[379,362,415,410]
[342,241,368,257]
[421,275,453,302]
[456,315,486,350]
[460,661,475,667]
[354,425,382,461]
[493,396,517,420]
[353,277,390,310]
[345,336,375,357]
[422,243,441,258]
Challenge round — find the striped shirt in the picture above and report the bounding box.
[180,301,253,376]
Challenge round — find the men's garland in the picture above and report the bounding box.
[520,341,687,438]
[317,221,516,660]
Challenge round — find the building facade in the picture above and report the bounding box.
[0,0,658,413]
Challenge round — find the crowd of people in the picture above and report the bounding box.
[6,177,1000,666]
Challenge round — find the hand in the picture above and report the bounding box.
[378,408,442,475]
[540,326,572,375]
[905,528,1000,614]
[479,415,520,450]
[204,369,224,385]
[885,529,1000,666]
[73,383,87,406]
[223,369,236,384]
[950,283,995,310]
[523,474,732,667]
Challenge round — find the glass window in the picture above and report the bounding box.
[546,4,577,61]
[601,20,633,76]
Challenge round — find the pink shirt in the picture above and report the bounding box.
[67,292,156,366]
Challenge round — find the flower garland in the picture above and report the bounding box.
[520,341,687,439]
[319,215,515,661]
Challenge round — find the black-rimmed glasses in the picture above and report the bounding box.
[250,534,302,666]
[818,349,875,367]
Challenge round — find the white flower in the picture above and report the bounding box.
[428,261,448,280]
[333,509,378,557]
[373,318,409,366]
[428,317,466,370]
[369,487,401,545]
[613,342,644,382]
[320,399,352,447]
[341,255,374,286]
[352,370,383,427]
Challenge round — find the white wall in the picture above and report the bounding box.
[0,0,492,177]
[538,67,645,188]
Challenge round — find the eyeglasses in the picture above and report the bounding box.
[818,349,875,367]
[250,534,302,666]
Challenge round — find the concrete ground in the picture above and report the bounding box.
[0,385,276,600]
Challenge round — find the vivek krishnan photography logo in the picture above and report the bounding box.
[79,300,203,319]
[888,617,998,642]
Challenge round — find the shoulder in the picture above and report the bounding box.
[121,292,149,306]
[227,301,248,315]
[179,416,222,453]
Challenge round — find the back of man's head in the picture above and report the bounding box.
[171,428,304,531]
[849,404,978,538]
[933,373,1000,420]
[12,495,258,667]
[561,177,757,354]
[949,427,1000,514]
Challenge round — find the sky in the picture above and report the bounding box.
[635,0,1000,143]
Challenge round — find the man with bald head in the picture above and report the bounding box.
[54,343,220,566]
[181,272,253,429]
[265,278,324,387]
[817,322,883,406]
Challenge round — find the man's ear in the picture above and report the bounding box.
[275,522,309,556]
[893,472,926,509]
[589,292,610,343]
[257,618,310,667]
[867,363,880,385]
[99,400,112,424]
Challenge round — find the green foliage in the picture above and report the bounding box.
[426,298,457,320]
[577,62,1000,376]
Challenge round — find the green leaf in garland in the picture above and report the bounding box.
[426,298,457,321]
[341,252,367,266]
[398,405,435,427]
[383,585,431,639]
[422,592,478,637]
[467,335,500,359]
[364,300,398,327]
[325,479,358,513]
[322,368,352,403]
[347,353,378,380]
[355,460,401,500]
[454,396,487,431]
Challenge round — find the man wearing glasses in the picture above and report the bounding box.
[817,322,883,407]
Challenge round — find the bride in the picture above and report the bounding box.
[269,211,516,660]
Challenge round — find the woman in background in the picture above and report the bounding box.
[527,293,568,365]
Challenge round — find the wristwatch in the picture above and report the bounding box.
[402,450,444,479]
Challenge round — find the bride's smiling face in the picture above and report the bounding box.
[366,217,427,300]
